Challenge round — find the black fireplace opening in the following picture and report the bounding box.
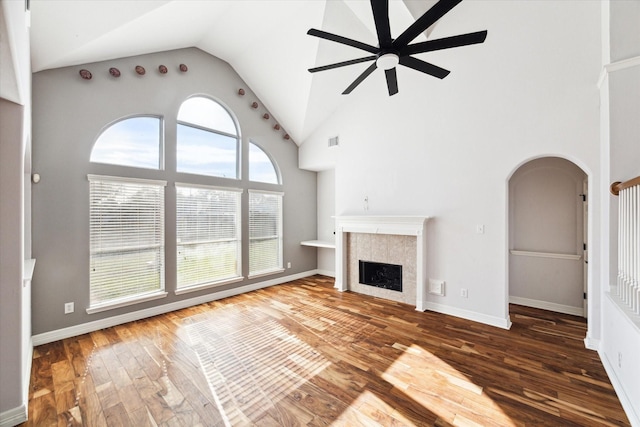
[359,260,402,292]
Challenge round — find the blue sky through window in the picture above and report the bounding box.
[177,124,237,178]
[249,142,279,184]
[90,116,161,169]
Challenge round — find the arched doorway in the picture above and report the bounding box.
[509,157,588,317]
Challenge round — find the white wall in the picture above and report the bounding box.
[300,1,602,328]
[599,1,640,423]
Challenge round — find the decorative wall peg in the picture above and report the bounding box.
[109,67,121,77]
[135,65,146,75]
[79,69,92,80]
[238,88,245,96]
[179,64,188,72]
[263,113,270,120]
[284,134,290,140]
[273,124,281,130]
[158,65,168,74]
[251,102,258,109]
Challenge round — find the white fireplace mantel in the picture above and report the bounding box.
[334,215,430,311]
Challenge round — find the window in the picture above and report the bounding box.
[87,95,285,312]
[177,97,239,178]
[249,190,284,277]
[176,184,242,291]
[88,175,166,311]
[249,142,279,184]
[90,116,163,169]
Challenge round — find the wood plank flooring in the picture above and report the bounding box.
[19,275,630,426]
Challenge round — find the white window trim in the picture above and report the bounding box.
[86,291,168,314]
[175,182,243,193]
[88,174,167,186]
[88,175,167,312]
[248,268,286,280]
[174,275,244,295]
[248,189,284,278]
[175,183,243,291]
[248,189,284,197]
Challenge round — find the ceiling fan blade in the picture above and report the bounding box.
[402,30,487,55]
[371,0,392,48]
[307,28,378,54]
[343,63,377,94]
[309,56,376,73]
[393,0,463,49]
[399,56,450,79]
[385,68,398,96]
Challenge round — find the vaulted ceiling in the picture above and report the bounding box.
[30,0,481,144]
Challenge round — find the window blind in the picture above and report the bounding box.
[176,184,242,288]
[89,176,165,307]
[249,190,283,276]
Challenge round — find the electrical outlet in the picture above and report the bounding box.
[64,302,74,314]
[287,262,291,269]
[461,288,468,298]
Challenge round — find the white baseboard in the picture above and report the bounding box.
[33,270,318,346]
[315,269,335,278]
[598,348,640,427]
[421,301,512,330]
[509,296,584,317]
[0,339,33,427]
[584,335,600,351]
[0,404,27,427]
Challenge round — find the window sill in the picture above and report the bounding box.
[174,276,244,295]
[86,291,168,314]
[248,268,286,280]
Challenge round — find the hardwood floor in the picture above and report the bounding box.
[20,275,629,426]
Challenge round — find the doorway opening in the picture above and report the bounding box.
[508,157,588,318]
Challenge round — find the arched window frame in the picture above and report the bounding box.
[176,96,241,179]
[87,93,287,310]
[248,140,281,185]
[90,115,164,170]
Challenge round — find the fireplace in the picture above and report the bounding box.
[334,216,430,310]
[359,260,403,292]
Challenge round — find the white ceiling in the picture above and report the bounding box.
[30,0,462,144]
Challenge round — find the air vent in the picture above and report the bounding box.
[328,136,339,147]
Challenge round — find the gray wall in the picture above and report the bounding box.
[0,98,27,417]
[31,48,317,335]
[0,0,32,420]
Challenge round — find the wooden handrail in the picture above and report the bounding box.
[610,175,640,196]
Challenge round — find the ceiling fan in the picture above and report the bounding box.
[307,0,487,96]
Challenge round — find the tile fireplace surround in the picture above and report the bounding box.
[334,216,430,311]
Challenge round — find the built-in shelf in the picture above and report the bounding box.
[300,240,335,249]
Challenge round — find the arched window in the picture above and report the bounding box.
[249,141,280,184]
[90,116,163,169]
[177,97,239,179]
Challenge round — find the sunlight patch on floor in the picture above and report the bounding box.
[382,344,517,426]
[186,305,331,425]
[330,390,418,426]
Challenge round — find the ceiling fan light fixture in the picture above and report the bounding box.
[376,53,399,70]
